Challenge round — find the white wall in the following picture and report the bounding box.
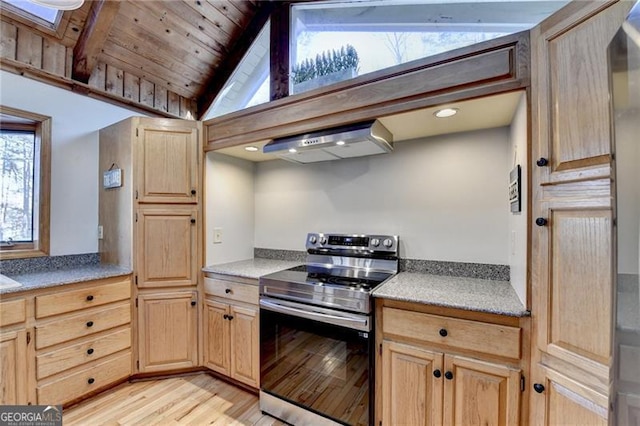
[0,71,144,256]
[254,127,511,264]
[508,94,528,305]
[205,152,255,265]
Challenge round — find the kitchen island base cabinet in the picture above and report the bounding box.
[203,275,259,389]
[136,291,198,373]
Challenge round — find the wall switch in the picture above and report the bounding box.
[98,225,104,240]
[214,227,223,244]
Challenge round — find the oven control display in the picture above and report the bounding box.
[328,236,370,247]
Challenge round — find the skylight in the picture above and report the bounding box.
[2,0,59,25]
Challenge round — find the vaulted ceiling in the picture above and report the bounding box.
[0,0,278,119]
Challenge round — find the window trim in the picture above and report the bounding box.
[0,106,51,259]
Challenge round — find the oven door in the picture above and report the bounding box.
[260,297,373,426]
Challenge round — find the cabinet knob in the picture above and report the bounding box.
[223,314,229,320]
[444,371,453,380]
[433,369,442,378]
[190,218,196,224]
[88,378,95,384]
[191,189,196,195]
[227,315,234,320]
[533,383,545,393]
[535,217,548,227]
[86,321,94,327]
[87,348,94,355]
[86,295,94,301]
[225,288,232,294]
[190,301,196,306]
[536,157,549,167]
[439,328,448,337]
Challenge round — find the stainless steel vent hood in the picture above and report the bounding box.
[263,120,393,163]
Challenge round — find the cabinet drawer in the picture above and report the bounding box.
[35,278,131,319]
[204,278,258,304]
[382,307,521,359]
[36,327,131,380]
[37,351,131,405]
[0,298,26,327]
[36,302,130,349]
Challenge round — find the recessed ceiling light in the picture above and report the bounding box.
[288,148,297,153]
[434,108,459,118]
[336,141,346,146]
[244,146,259,152]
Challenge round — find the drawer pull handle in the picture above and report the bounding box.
[87,348,94,355]
[433,369,442,378]
[88,378,95,384]
[225,288,232,294]
[444,371,453,380]
[86,295,94,301]
[86,321,94,327]
[533,383,545,393]
[439,328,448,337]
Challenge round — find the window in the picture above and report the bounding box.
[290,0,570,94]
[0,106,50,259]
[0,0,68,38]
[2,0,59,24]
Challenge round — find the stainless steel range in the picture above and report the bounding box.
[259,233,399,426]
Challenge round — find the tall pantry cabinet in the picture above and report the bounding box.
[529,1,633,424]
[99,118,202,374]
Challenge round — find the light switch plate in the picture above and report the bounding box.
[214,228,223,244]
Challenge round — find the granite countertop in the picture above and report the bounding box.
[203,258,302,280]
[372,272,529,317]
[1,264,132,295]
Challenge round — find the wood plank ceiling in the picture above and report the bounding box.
[0,0,274,119]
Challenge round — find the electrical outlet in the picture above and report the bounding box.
[214,227,223,244]
[98,225,104,240]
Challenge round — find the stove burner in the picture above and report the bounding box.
[308,273,374,290]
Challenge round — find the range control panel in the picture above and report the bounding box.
[306,233,399,253]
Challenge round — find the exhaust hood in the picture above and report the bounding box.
[263,120,393,164]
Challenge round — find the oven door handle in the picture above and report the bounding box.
[259,298,370,332]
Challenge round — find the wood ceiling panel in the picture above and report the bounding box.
[128,1,227,58]
[109,5,216,78]
[100,43,200,99]
[186,1,244,38]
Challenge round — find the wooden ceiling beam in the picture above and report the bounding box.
[270,2,291,101]
[72,0,121,83]
[196,1,276,120]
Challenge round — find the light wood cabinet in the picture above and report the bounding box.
[136,123,199,204]
[203,275,260,388]
[529,1,633,423]
[137,291,198,373]
[136,207,199,288]
[0,328,29,405]
[99,117,202,376]
[377,300,526,426]
[34,276,132,406]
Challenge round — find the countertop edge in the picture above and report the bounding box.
[1,267,133,295]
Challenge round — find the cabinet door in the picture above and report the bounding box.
[0,329,28,404]
[137,207,198,288]
[203,299,230,376]
[230,304,259,388]
[443,355,520,426]
[381,340,443,426]
[137,291,198,373]
[137,123,199,204]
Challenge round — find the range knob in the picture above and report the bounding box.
[309,235,317,244]
[383,238,394,248]
[319,236,328,245]
[370,238,380,247]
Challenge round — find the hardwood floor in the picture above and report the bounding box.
[63,373,285,425]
